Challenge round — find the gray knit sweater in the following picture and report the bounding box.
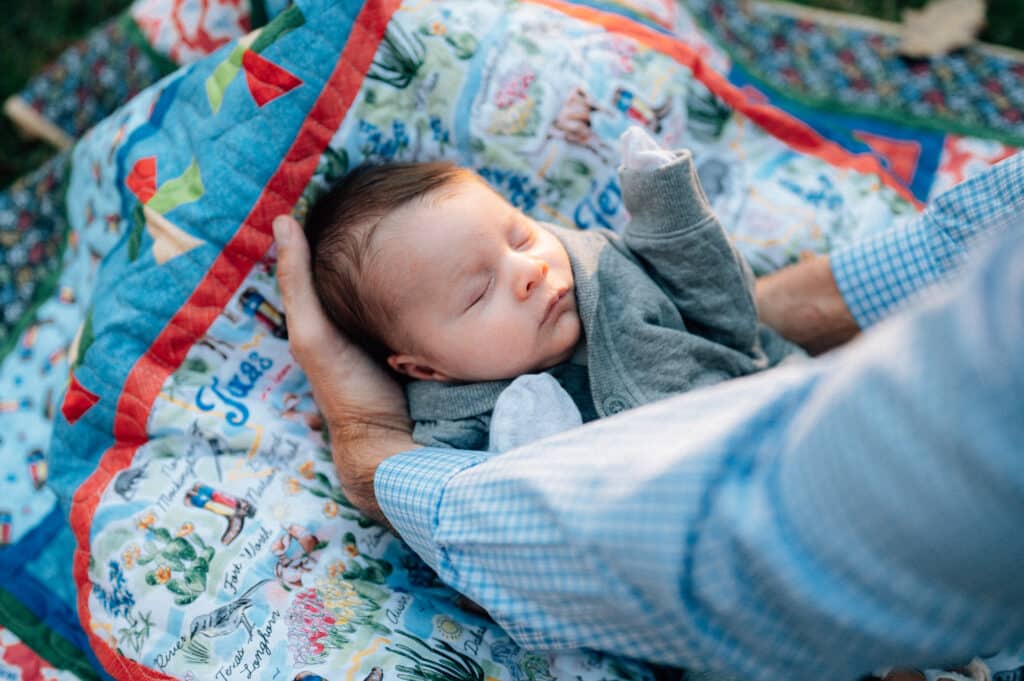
[406,151,798,450]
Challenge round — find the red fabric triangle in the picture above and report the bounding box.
[2,643,42,679]
[853,132,921,186]
[62,374,100,425]
[242,50,303,107]
[126,156,158,204]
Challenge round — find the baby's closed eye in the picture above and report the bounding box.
[465,275,493,311]
[513,224,534,250]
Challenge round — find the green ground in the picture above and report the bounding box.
[784,0,1024,49]
[0,0,1022,188]
[0,0,131,188]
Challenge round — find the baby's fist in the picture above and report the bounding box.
[619,125,676,171]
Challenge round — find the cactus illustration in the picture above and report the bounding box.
[368,22,425,89]
[340,531,393,584]
[136,518,216,605]
[686,82,732,142]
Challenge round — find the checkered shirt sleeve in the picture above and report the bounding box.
[832,152,1024,327]
[374,447,488,570]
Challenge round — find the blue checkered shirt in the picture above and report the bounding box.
[375,153,1024,681]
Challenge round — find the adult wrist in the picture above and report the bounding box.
[329,415,415,526]
[756,254,860,355]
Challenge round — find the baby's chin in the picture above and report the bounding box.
[537,312,582,370]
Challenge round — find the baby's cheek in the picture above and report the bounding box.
[498,324,536,365]
[558,312,582,349]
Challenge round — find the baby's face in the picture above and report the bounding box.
[372,177,581,383]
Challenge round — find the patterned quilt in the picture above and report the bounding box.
[2,0,1022,680]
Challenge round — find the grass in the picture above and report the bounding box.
[0,0,1021,188]
[0,0,130,188]
[776,0,1024,50]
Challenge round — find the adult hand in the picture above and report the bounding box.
[755,253,861,355]
[273,215,416,525]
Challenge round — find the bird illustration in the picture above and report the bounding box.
[188,579,270,641]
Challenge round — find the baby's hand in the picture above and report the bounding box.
[488,373,582,453]
[619,125,677,171]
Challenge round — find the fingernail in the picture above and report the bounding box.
[272,216,291,245]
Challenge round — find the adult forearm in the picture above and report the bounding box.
[755,253,859,355]
[329,415,415,527]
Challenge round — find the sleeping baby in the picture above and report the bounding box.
[304,127,799,451]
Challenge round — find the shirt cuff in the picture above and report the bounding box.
[830,217,936,328]
[374,447,489,572]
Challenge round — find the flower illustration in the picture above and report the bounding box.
[286,587,335,664]
[298,461,316,480]
[136,513,156,531]
[323,501,339,518]
[122,544,141,569]
[430,21,446,35]
[154,565,172,584]
[327,560,347,579]
[345,544,359,558]
[318,576,362,624]
[176,522,194,537]
[286,578,389,664]
[286,478,302,495]
[434,615,463,640]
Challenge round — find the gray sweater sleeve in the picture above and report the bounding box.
[619,151,761,355]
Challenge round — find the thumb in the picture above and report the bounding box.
[273,215,331,347]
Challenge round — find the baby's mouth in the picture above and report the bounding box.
[541,287,570,326]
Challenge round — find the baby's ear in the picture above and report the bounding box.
[387,353,451,382]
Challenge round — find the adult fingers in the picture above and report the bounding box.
[273,215,334,352]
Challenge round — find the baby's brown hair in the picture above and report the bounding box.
[304,161,470,367]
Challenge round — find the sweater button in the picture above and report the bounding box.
[603,396,627,414]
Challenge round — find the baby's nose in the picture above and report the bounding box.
[517,258,549,298]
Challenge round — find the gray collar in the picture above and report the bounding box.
[406,378,511,421]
